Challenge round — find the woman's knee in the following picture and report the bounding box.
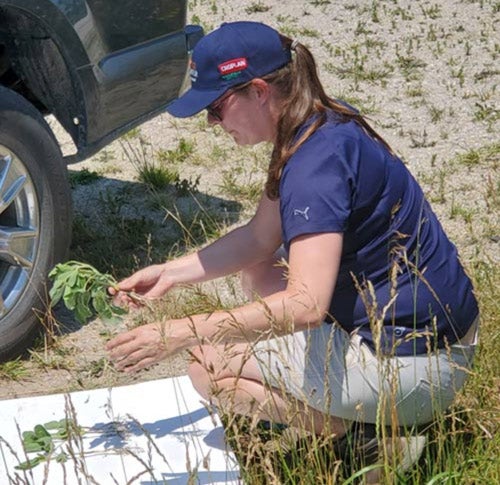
[187,343,264,400]
[187,344,246,399]
[187,346,216,399]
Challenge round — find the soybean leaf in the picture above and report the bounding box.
[55,452,68,463]
[34,425,50,439]
[22,430,36,441]
[17,419,86,470]
[55,429,68,439]
[111,304,127,316]
[23,441,44,453]
[92,293,107,316]
[74,301,93,325]
[64,290,78,311]
[49,260,128,325]
[38,436,53,453]
[48,277,66,302]
[44,419,67,430]
[67,270,78,288]
[15,455,44,470]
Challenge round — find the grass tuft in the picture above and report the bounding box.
[0,358,28,381]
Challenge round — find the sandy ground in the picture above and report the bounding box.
[0,0,498,399]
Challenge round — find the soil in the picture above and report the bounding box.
[0,0,498,400]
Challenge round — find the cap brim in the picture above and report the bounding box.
[166,87,226,118]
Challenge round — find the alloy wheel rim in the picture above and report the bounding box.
[0,146,39,318]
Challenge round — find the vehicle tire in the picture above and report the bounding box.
[0,86,72,361]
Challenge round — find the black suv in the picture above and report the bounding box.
[0,0,202,360]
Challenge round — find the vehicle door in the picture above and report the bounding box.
[86,0,189,133]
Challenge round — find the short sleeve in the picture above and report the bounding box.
[279,129,358,247]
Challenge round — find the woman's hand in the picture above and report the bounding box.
[110,263,174,308]
[106,321,187,373]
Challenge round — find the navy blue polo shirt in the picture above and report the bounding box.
[279,113,479,356]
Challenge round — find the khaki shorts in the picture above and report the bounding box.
[254,319,478,426]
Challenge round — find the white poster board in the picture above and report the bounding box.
[0,376,241,484]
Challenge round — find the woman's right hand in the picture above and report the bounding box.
[110,263,174,307]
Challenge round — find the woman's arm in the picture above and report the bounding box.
[116,194,282,299]
[185,231,343,342]
[107,232,343,372]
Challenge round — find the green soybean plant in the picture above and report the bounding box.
[16,419,82,470]
[48,261,128,325]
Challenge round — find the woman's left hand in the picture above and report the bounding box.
[106,321,184,373]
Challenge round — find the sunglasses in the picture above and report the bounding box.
[206,82,251,122]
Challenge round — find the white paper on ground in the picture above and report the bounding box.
[0,375,241,484]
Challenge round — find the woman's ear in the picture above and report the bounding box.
[251,78,271,104]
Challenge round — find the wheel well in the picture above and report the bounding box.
[0,42,39,108]
[0,7,82,145]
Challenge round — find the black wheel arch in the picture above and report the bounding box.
[0,3,91,153]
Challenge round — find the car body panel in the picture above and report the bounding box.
[0,0,201,160]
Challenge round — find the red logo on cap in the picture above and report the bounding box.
[218,58,248,75]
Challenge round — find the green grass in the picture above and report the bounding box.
[0,358,28,381]
[219,170,263,204]
[396,55,427,81]
[456,142,499,167]
[473,101,500,125]
[137,162,179,190]
[309,0,330,5]
[245,2,271,14]
[156,137,196,164]
[163,202,235,251]
[326,44,394,87]
[218,254,500,484]
[68,168,101,188]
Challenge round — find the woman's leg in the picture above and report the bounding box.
[189,342,348,436]
[188,251,348,437]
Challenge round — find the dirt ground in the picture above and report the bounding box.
[0,0,498,400]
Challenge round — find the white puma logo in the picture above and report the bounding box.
[293,206,310,221]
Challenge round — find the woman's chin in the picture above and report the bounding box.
[231,133,246,145]
[231,134,258,146]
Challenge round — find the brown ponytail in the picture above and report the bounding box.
[263,35,394,200]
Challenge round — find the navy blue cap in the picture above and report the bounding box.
[167,21,291,118]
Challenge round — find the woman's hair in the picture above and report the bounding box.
[262,34,394,200]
